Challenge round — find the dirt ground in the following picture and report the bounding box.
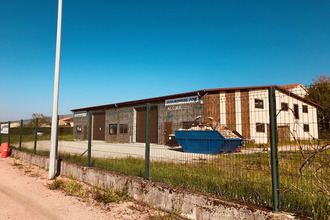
[0,157,180,220]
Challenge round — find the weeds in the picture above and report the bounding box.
[11,161,23,167]
[151,211,186,220]
[48,179,65,190]
[48,178,130,204]
[93,186,130,204]
[64,180,86,197]
[48,179,86,197]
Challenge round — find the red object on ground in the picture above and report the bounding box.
[1,143,9,158]
[235,147,242,153]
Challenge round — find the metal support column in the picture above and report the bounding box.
[8,121,11,147]
[19,120,23,150]
[87,112,92,167]
[144,103,151,180]
[268,87,280,213]
[34,118,38,154]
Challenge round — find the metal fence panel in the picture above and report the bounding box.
[5,88,329,219]
[275,89,329,219]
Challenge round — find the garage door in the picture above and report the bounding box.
[136,106,158,143]
[93,112,105,140]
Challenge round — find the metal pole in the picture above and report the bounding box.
[19,120,23,150]
[87,112,92,167]
[8,121,10,147]
[49,0,63,179]
[144,103,151,180]
[55,115,59,158]
[34,118,38,154]
[268,87,280,213]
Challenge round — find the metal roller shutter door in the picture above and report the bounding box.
[136,107,158,143]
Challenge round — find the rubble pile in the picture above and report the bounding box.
[217,128,240,139]
[187,125,213,131]
[180,123,241,139]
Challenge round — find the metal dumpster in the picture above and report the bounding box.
[175,130,244,154]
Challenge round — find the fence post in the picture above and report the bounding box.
[8,121,11,147]
[87,112,92,167]
[268,87,280,213]
[144,103,151,180]
[34,118,38,154]
[55,115,59,158]
[19,120,23,150]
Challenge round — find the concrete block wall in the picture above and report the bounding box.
[105,107,135,143]
[157,102,204,144]
[73,116,88,140]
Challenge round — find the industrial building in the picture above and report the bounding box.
[71,84,318,144]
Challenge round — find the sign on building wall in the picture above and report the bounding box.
[0,124,9,134]
[165,96,199,106]
[74,112,87,117]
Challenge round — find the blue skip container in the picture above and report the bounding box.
[175,130,244,154]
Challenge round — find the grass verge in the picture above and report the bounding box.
[48,178,129,204]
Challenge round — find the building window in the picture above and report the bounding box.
[109,124,117,134]
[294,104,299,119]
[256,123,265,133]
[303,124,309,132]
[255,99,264,109]
[303,105,308,113]
[281,102,288,111]
[119,124,128,134]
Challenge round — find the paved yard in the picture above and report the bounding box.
[21,140,217,162]
[18,140,322,162]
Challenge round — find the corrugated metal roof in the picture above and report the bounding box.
[71,85,319,112]
[71,90,206,112]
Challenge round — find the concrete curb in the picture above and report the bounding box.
[11,149,297,220]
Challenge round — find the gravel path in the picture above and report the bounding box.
[0,157,174,220]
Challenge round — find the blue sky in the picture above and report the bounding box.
[0,0,329,121]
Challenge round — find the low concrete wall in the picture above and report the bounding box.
[11,149,296,220]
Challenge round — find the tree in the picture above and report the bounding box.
[26,113,51,128]
[306,75,330,139]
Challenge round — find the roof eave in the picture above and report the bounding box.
[71,90,205,112]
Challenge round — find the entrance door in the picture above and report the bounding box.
[136,106,158,143]
[163,122,172,145]
[277,125,290,143]
[93,112,105,140]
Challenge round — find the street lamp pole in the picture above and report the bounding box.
[49,0,63,179]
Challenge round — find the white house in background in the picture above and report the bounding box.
[10,122,21,128]
[280,83,308,98]
[59,117,74,127]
